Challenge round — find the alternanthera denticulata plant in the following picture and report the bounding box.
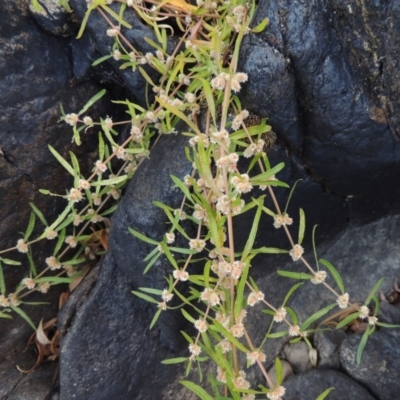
[2,0,398,397]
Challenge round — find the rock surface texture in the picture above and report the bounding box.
[1,1,400,400]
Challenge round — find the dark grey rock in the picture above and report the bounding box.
[314,328,346,369]
[248,214,400,373]
[7,361,57,400]
[239,0,400,224]
[284,369,376,400]
[58,252,193,400]
[341,330,400,400]
[0,0,126,365]
[29,0,72,36]
[283,341,313,373]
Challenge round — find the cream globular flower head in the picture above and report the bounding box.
[95,160,107,175]
[289,244,304,261]
[368,315,378,326]
[231,174,253,194]
[233,371,250,390]
[200,288,220,306]
[337,292,349,309]
[247,290,264,306]
[194,318,208,333]
[38,282,50,293]
[0,294,10,307]
[8,293,20,307]
[45,230,58,240]
[273,213,293,229]
[64,113,79,126]
[68,188,83,203]
[157,301,167,311]
[16,239,28,253]
[217,339,232,354]
[359,305,369,319]
[311,270,327,284]
[165,232,175,244]
[267,386,286,400]
[273,307,287,323]
[288,324,300,337]
[172,269,189,281]
[46,256,61,270]
[22,278,36,290]
[162,289,173,302]
[230,322,245,338]
[189,238,206,252]
[189,343,201,357]
[65,236,78,248]
[78,179,90,190]
[106,27,120,37]
[246,349,266,366]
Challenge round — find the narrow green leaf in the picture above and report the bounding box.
[41,203,73,239]
[251,18,269,33]
[92,54,112,66]
[312,225,319,270]
[39,189,51,195]
[31,0,42,12]
[282,282,303,306]
[335,312,360,329]
[161,357,189,365]
[298,208,305,245]
[76,4,95,39]
[150,308,162,329]
[300,303,336,331]
[29,203,47,226]
[376,322,400,328]
[357,325,375,366]
[277,270,313,280]
[99,5,132,29]
[53,228,66,256]
[170,175,193,203]
[24,212,36,241]
[78,89,106,115]
[131,291,159,304]
[0,310,12,319]
[48,145,75,177]
[252,247,288,255]
[159,99,201,135]
[234,260,250,320]
[266,331,287,339]
[284,179,302,213]
[241,197,264,261]
[180,381,214,400]
[319,259,345,294]
[36,277,73,284]
[90,175,127,186]
[201,79,216,125]
[143,253,161,274]
[285,307,298,325]
[181,308,195,323]
[160,242,178,269]
[250,162,285,182]
[128,227,159,245]
[365,277,385,306]
[0,258,21,266]
[275,358,283,386]
[315,388,335,400]
[0,261,5,294]
[26,252,37,277]
[138,287,163,295]
[10,306,36,331]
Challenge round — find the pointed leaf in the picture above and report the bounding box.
[180,381,214,400]
[319,259,345,294]
[298,208,305,245]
